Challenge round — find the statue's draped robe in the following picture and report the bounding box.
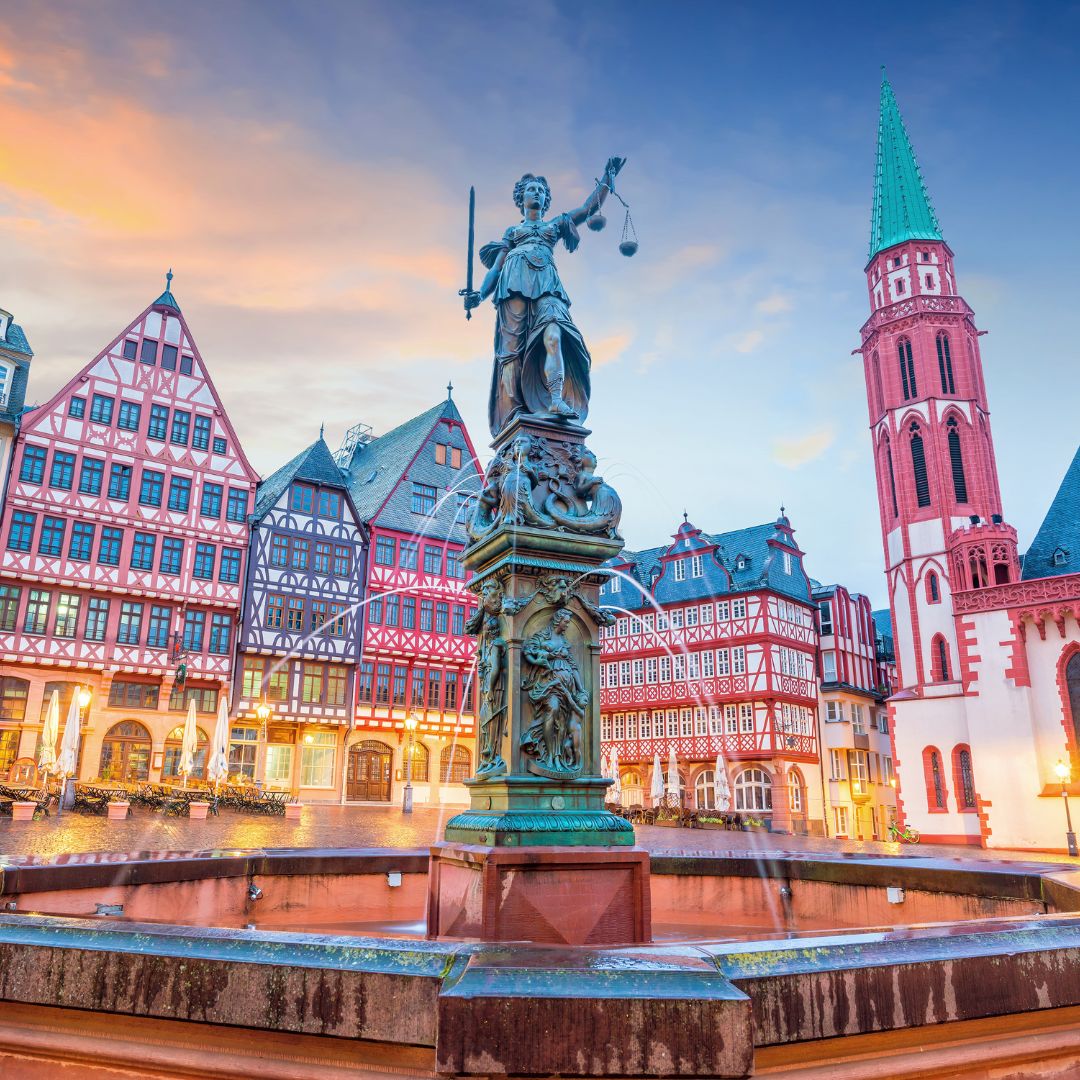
[481,214,592,435]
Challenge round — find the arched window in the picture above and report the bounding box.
[947,418,968,504]
[910,423,931,507]
[440,744,471,784]
[99,720,152,782]
[871,351,884,415]
[788,768,805,814]
[923,746,948,810]
[405,740,429,783]
[695,769,716,811]
[897,337,917,400]
[621,769,644,807]
[163,725,208,780]
[952,745,976,811]
[882,436,899,518]
[733,767,773,812]
[931,634,951,681]
[926,571,940,603]
[936,332,955,394]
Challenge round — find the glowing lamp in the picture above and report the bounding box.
[77,688,92,710]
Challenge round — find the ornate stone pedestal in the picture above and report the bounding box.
[429,414,646,944]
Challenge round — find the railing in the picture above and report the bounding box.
[952,573,1080,614]
[859,293,973,340]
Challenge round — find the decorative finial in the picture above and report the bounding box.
[319,421,325,440]
[780,503,786,516]
[682,510,688,524]
[447,380,454,400]
[166,268,174,289]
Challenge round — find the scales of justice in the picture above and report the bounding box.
[426,157,653,945]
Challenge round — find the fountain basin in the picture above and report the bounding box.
[2,848,1080,1078]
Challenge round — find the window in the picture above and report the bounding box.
[182,609,206,652]
[140,338,159,364]
[286,598,305,631]
[446,548,462,579]
[420,599,434,632]
[69,396,86,418]
[148,404,169,440]
[104,462,132,501]
[452,605,465,636]
[300,730,337,787]
[84,597,109,641]
[441,745,471,784]
[192,415,212,450]
[90,394,114,424]
[167,475,191,511]
[209,613,231,655]
[399,540,418,570]
[180,354,193,375]
[375,536,395,565]
[879,713,890,735]
[822,650,837,682]
[402,596,416,629]
[936,332,955,395]
[927,571,940,603]
[107,683,159,709]
[38,516,65,556]
[213,436,228,454]
[424,546,443,576]
[118,401,141,431]
[50,451,75,489]
[131,532,156,570]
[266,595,284,629]
[435,602,449,634]
[732,646,746,675]
[312,541,331,575]
[193,543,215,579]
[201,482,222,518]
[834,806,850,836]
[910,424,930,508]
[86,528,118,570]
[733,767,772,812]
[897,337,916,400]
[392,666,407,705]
[367,595,382,624]
[160,537,183,574]
[435,443,463,469]
[147,605,171,649]
[227,488,248,522]
[171,410,190,445]
[271,534,289,567]
[317,490,340,518]
[160,343,177,370]
[117,601,143,644]
[310,600,328,632]
[689,554,703,578]
[884,437,899,518]
[229,726,259,779]
[732,598,746,619]
[375,663,391,704]
[954,745,976,811]
[932,634,951,681]
[20,445,46,484]
[220,547,241,583]
[53,593,80,638]
[291,484,314,514]
[123,338,139,361]
[426,670,442,709]
[818,601,833,635]
[0,585,20,632]
[357,663,374,703]
[947,418,968,503]
[829,748,845,780]
[739,703,754,733]
[411,483,437,515]
[851,704,866,735]
[924,746,948,810]
[290,538,309,570]
[162,724,208,781]
[7,511,35,552]
[673,559,686,582]
[385,594,399,627]
[327,665,348,706]
[825,700,843,723]
[134,470,162,508]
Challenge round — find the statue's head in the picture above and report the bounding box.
[579,449,597,473]
[551,608,572,631]
[509,433,534,459]
[514,174,551,216]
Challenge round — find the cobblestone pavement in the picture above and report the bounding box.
[0,804,1075,866]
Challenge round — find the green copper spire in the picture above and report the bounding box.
[868,73,943,261]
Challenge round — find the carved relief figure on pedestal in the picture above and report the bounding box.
[474,613,508,778]
[543,449,623,539]
[520,608,589,779]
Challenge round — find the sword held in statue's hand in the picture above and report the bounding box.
[457,185,476,320]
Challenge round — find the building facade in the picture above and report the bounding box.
[859,77,1080,848]
[0,307,32,516]
[599,515,824,834]
[232,438,367,800]
[341,394,482,806]
[0,279,258,785]
[814,583,896,840]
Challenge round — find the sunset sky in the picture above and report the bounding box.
[2,1,1079,604]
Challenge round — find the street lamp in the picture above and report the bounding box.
[1054,759,1078,857]
[402,715,418,814]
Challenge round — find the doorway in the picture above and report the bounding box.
[347,740,393,801]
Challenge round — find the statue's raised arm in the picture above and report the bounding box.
[566,157,627,226]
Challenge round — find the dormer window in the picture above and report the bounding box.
[1054,549,1069,567]
[735,556,747,571]
[0,361,11,407]
[690,555,703,578]
[609,576,620,594]
[673,560,686,582]
[0,311,10,340]
[434,443,462,469]
[782,551,792,574]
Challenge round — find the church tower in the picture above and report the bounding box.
[858,74,1019,695]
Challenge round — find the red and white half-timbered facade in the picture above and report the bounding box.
[599,516,824,833]
[0,279,257,784]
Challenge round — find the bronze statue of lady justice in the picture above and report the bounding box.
[462,157,627,437]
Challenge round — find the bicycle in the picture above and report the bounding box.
[887,821,920,844]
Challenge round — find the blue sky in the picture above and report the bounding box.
[2,1,1078,604]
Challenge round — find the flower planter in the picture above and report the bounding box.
[695,821,729,831]
[11,801,36,822]
[284,803,302,820]
[107,801,130,820]
[745,824,769,834]
[187,801,210,820]
[652,818,682,828]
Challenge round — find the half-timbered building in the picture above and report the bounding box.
[0,277,258,783]
[233,437,366,800]
[0,306,32,511]
[599,514,824,834]
[340,393,482,805]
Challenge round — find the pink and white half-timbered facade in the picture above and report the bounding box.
[599,515,824,833]
[0,279,258,784]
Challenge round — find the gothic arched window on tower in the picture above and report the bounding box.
[909,424,930,507]
[953,745,976,811]
[898,338,917,400]
[931,634,951,682]
[946,418,968,504]
[936,332,955,395]
[923,746,948,811]
[871,351,884,415]
[926,571,940,603]
[884,438,899,518]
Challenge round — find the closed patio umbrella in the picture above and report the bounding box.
[179,699,199,784]
[714,754,731,812]
[609,747,621,804]
[650,752,664,804]
[667,747,680,802]
[207,694,230,788]
[56,688,84,811]
[38,689,60,775]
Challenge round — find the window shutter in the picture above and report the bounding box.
[947,422,968,504]
[911,433,930,507]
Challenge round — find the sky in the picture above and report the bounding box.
[2,0,1079,606]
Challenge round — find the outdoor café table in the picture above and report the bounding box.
[0,783,52,816]
[159,785,217,816]
[72,784,118,814]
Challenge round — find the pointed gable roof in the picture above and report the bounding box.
[1022,446,1080,580]
[868,73,944,262]
[253,437,352,521]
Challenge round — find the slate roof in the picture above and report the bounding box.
[1022,446,1080,580]
[1,320,32,358]
[607,517,811,610]
[0,319,33,428]
[253,437,351,521]
[868,74,943,261]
